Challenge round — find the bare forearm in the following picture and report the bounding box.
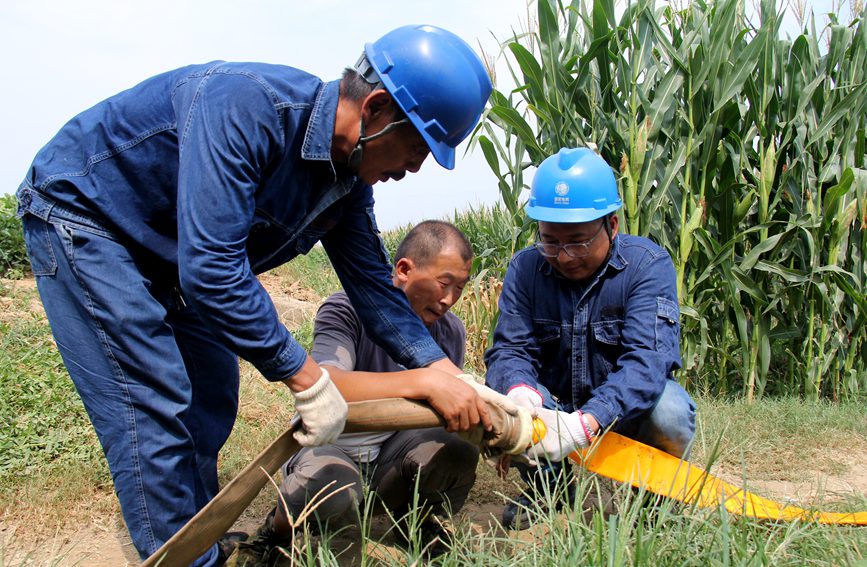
[426,357,462,376]
[326,366,432,402]
[280,356,322,393]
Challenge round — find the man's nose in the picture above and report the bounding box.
[407,152,428,173]
[440,288,457,308]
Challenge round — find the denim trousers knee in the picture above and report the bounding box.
[20,212,239,566]
[614,381,696,458]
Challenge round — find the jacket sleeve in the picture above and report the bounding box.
[175,71,307,381]
[581,249,682,429]
[484,252,546,394]
[320,187,447,369]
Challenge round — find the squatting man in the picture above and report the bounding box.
[485,147,697,529]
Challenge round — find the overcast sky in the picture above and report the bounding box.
[0,0,848,229]
[0,0,530,229]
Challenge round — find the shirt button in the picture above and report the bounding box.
[575,354,583,362]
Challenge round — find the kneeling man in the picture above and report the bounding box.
[485,148,697,528]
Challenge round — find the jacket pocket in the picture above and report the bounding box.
[533,319,561,343]
[591,318,623,346]
[293,227,328,255]
[532,319,562,386]
[532,320,562,361]
[655,296,680,354]
[591,317,623,374]
[20,214,58,277]
[294,211,341,255]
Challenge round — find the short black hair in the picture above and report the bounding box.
[340,67,408,124]
[395,220,473,268]
[340,67,377,102]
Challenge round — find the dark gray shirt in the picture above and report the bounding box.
[312,291,466,462]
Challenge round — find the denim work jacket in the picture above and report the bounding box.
[17,62,446,380]
[484,235,682,429]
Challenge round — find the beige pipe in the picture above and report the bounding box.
[142,397,522,567]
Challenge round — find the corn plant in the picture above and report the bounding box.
[453,272,503,371]
[452,203,535,278]
[479,0,867,400]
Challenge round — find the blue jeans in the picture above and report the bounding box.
[518,380,696,488]
[20,211,239,566]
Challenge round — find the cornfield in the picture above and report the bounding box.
[477,0,867,400]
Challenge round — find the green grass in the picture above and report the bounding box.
[0,281,105,485]
[270,245,342,299]
[2,221,865,565]
[0,195,28,280]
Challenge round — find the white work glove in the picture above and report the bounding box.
[457,374,533,454]
[457,374,520,417]
[526,407,592,463]
[292,368,348,446]
[506,384,544,409]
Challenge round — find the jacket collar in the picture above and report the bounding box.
[301,80,340,162]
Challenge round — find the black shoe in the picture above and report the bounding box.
[394,514,452,559]
[501,493,537,530]
[419,517,451,558]
[501,482,577,530]
[216,531,249,565]
[225,509,293,567]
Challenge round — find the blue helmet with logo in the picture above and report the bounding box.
[358,25,492,170]
[526,147,621,222]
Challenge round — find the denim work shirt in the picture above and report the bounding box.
[484,234,682,429]
[16,61,446,380]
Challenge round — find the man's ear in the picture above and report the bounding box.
[361,90,395,124]
[608,214,620,239]
[394,257,414,284]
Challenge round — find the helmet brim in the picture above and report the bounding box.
[525,203,620,223]
[422,132,456,170]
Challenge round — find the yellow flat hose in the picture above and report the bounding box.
[564,429,867,525]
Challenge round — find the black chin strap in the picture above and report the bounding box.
[347,117,410,173]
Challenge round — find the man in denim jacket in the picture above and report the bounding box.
[485,147,696,529]
[15,26,502,566]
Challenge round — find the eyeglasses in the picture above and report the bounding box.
[534,221,607,258]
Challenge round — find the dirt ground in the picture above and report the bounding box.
[2,277,866,565]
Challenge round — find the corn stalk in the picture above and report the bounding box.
[478,0,867,400]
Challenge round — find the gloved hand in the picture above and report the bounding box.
[457,374,533,454]
[456,374,521,417]
[506,384,544,409]
[292,367,348,446]
[526,407,592,463]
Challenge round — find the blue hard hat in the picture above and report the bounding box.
[526,147,622,223]
[362,25,492,170]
